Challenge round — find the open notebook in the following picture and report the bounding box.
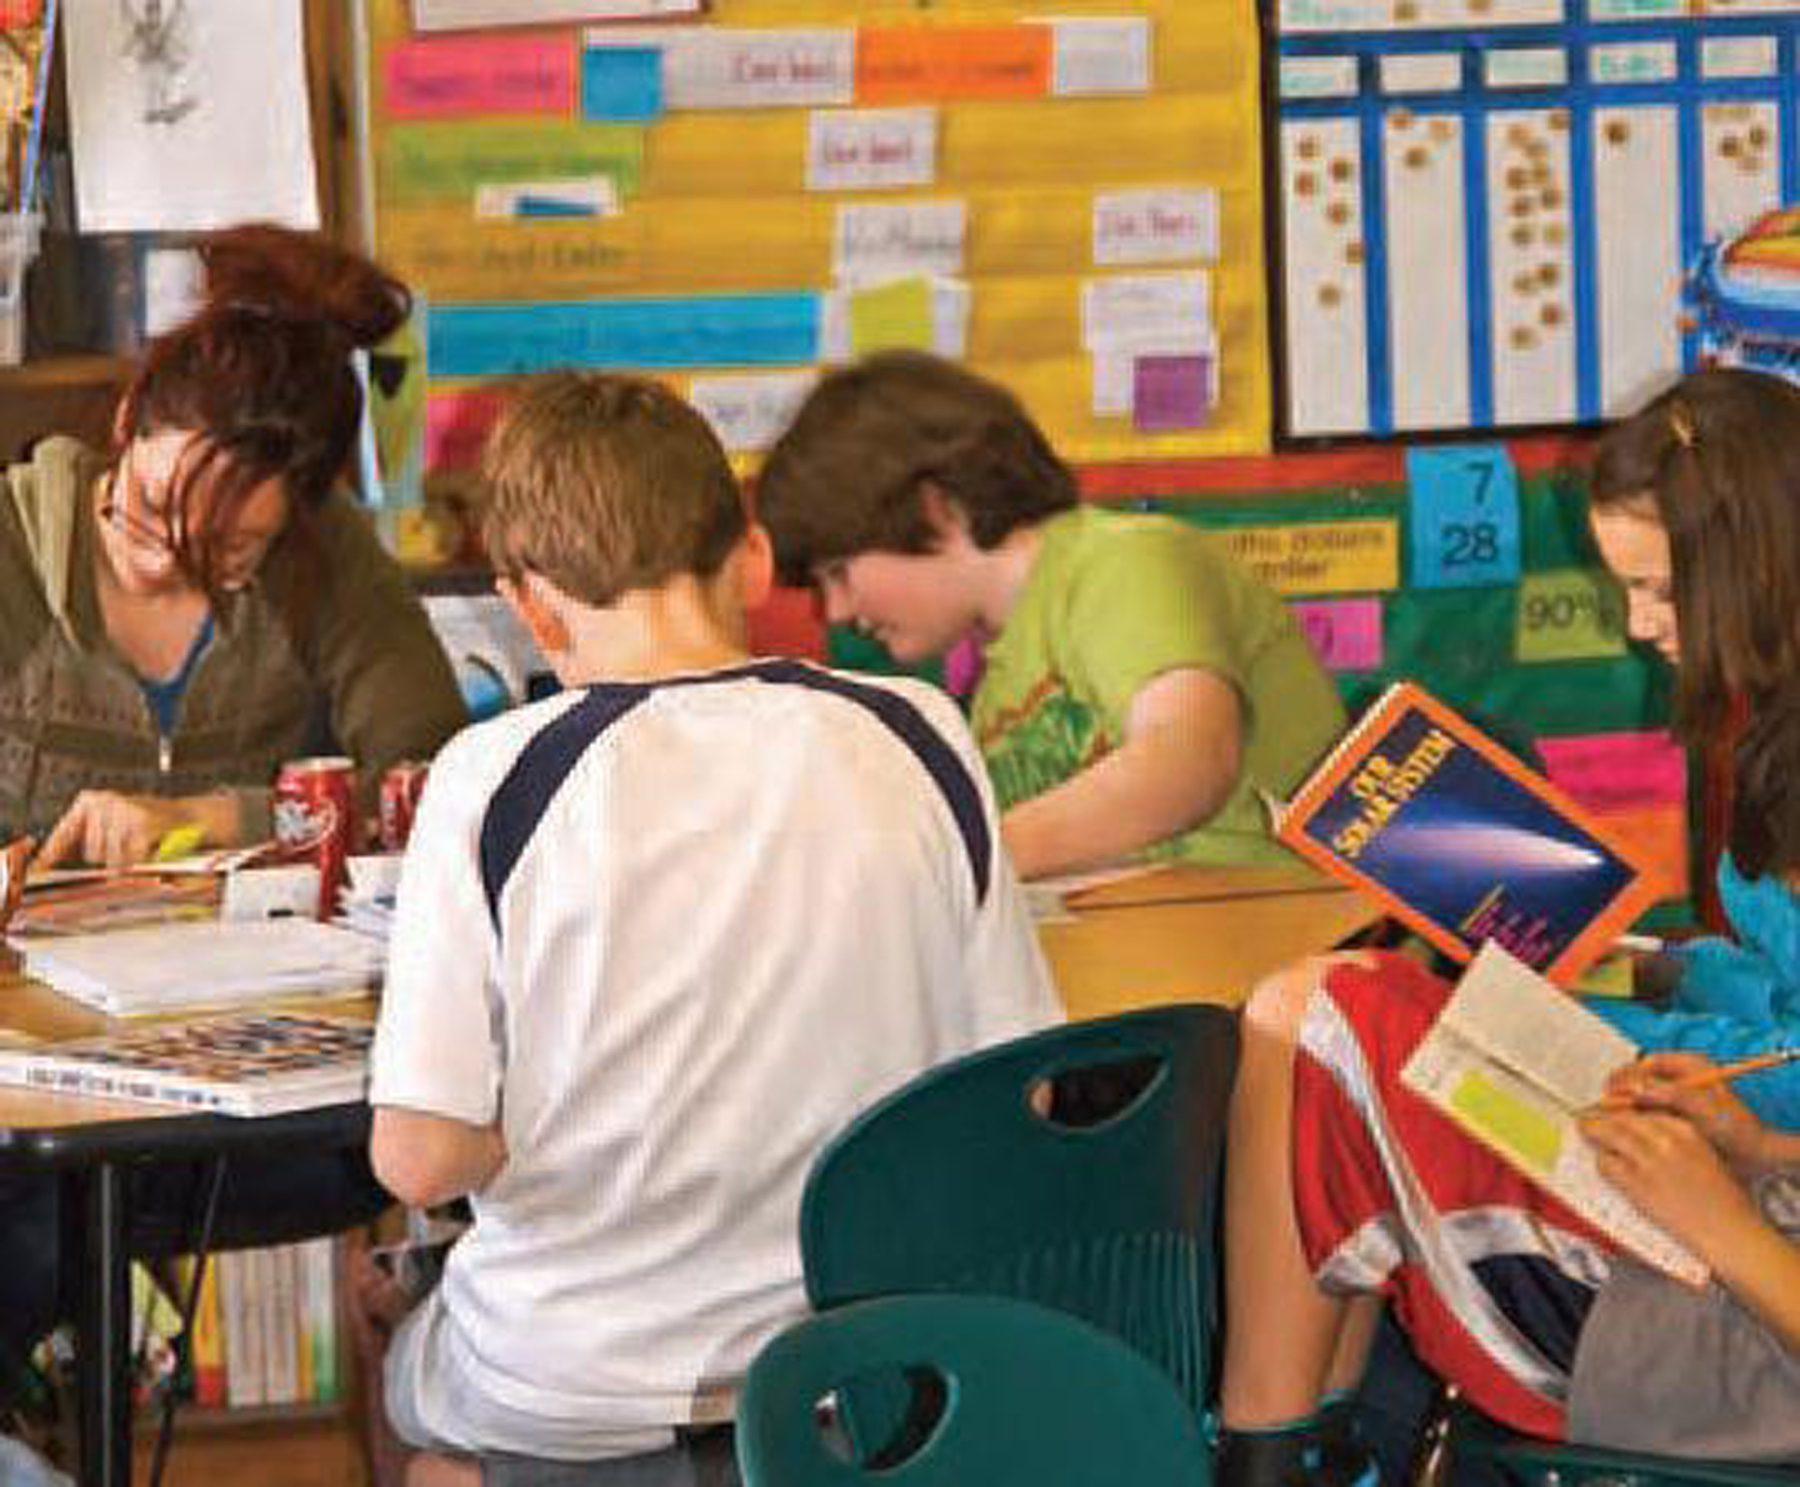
[17,918,384,1017]
[1401,942,1707,1287]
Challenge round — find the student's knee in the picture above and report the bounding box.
[1240,957,1332,1043]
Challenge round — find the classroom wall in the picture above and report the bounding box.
[355,1,1703,898]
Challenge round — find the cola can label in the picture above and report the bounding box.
[378,761,430,852]
[273,755,355,920]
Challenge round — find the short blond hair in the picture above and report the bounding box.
[480,372,746,606]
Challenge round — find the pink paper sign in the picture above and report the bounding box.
[1537,730,1688,814]
[1289,597,1383,672]
[425,387,510,471]
[386,34,576,119]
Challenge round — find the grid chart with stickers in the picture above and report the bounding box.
[1271,0,1800,439]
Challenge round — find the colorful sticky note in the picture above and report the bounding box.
[1449,1070,1563,1176]
[429,293,822,377]
[381,121,644,204]
[855,25,1052,104]
[1406,444,1522,589]
[1289,597,1384,672]
[1515,569,1628,662]
[581,45,663,122]
[1132,354,1211,432]
[847,277,935,355]
[1220,520,1401,596]
[385,34,575,119]
[1537,730,1687,814]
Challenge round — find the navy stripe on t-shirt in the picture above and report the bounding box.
[478,661,992,931]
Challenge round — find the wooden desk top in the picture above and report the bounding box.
[1038,862,1380,1021]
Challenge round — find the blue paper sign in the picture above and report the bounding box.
[581,46,663,123]
[1405,443,1522,589]
[429,293,823,377]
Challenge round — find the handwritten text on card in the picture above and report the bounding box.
[1093,188,1219,265]
[807,107,938,191]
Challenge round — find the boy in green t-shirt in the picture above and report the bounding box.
[757,350,1347,879]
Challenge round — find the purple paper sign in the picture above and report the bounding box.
[1132,353,1212,431]
[1289,597,1384,672]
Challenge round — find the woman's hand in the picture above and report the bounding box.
[1579,1105,1764,1265]
[1603,1051,1773,1178]
[36,789,240,870]
[37,791,190,869]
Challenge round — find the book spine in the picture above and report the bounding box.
[221,1249,267,1409]
[301,1237,340,1403]
[189,1254,227,1409]
[263,1245,300,1407]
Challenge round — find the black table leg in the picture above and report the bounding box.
[71,1159,132,1487]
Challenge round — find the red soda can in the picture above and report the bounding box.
[273,755,355,920]
[378,761,430,852]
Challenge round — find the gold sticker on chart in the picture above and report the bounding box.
[1297,135,1321,159]
[1604,119,1630,146]
[1345,241,1365,264]
[1510,325,1537,350]
[1329,158,1356,182]
[1327,201,1352,225]
[1319,283,1343,308]
[1404,145,1430,169]
[1540,303,1565,328]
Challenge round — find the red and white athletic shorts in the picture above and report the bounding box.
[1289,951,1619,1440]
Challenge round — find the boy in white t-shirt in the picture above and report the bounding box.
[356,372,1062,1487]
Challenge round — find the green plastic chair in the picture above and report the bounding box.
[1450,1402,1798,1485]
[735,1292,1211,1486]
[798,1005,1238,1417]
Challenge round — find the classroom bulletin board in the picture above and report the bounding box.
[1271,0,1800,439]
[361,0,1273,481]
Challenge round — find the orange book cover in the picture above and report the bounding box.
[1276,682,1663,985]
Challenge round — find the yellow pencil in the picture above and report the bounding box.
[1653,1047,1800,1092]
[1589,1047,1800,1112]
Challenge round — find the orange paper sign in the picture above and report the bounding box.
[855,25,1051,104]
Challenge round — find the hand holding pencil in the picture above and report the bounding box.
[1595,1049,1795,1180]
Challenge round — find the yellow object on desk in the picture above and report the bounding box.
[152,822,206,862]
[1036,862,1381,1021]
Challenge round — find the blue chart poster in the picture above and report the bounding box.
[1269,0,1800,439]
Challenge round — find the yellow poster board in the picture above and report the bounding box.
[366,0,1271,467]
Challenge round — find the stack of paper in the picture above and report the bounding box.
[19,919,384,1017]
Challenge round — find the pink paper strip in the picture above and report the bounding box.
[1289,597,1383,672]
[425,387,509,471]
[1537,730,1688,814]
[386,33,576,119]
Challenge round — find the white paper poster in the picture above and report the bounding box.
[833,200,966,282]
[806,108,937,192]
[66,0,319,232]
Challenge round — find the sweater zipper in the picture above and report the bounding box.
[158,732,172,778]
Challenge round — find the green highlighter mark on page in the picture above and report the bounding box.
[1449,1069,1563,1176]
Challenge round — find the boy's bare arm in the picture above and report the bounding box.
[370,1104,507,1209]
[1001,667,1241,879]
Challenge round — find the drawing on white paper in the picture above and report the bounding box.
[66,0,319,232]
[119,0,196,126]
